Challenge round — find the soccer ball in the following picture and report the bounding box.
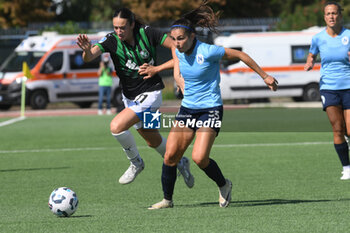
[48,187,79,217]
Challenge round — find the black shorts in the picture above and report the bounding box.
[175,105,223,135]
[320,89,350,111]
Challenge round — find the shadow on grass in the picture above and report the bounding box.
[179,198,350,208]
[0,167,70,172]
[68,215,93,218]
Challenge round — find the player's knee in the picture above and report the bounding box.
[333,127,345,138]
[164,152,179,166]
[145,140,158,148]
[110,120,123,134]
[144,135,162,148]
[192,155,209,169]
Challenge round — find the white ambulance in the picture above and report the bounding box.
[214,27,323,102]
[0,32,124,110]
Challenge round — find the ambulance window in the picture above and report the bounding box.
[41,52,63,73]
[220,47,242,69]
[291,45,320,63]
[70,51,100,70]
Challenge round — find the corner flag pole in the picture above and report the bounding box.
[21,62,32,118]
[20,76,26,118]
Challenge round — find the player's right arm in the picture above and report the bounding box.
[304,53,317,71]
[77,34,102,62]
[305,36,319,71]
[139,31,174,79]
[223,48,278,91]
[172,47,184,94]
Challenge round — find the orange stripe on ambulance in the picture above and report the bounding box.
[215,27,323,102]
[0,32,123,110]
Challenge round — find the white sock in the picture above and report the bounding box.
[343,165,350,171]
[155,136,166,157]
[112,130,141,165]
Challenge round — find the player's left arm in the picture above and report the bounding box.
[223,48,278,91]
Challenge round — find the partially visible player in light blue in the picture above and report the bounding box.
[305,1,350,180]
[149,3,278,209]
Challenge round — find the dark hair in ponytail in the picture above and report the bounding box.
[171,2,220,35]
[113,8,145,32]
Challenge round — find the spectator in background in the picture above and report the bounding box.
[97,56,113,115]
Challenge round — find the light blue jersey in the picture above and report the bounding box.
[309,28,350,90]
[176,40,225,109]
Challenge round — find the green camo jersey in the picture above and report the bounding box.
[95,25,167,99]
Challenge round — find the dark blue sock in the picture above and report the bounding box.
[161,163,177,201]
[202,158,226,187]
[334,142,350,166]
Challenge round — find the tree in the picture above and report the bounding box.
[0,0,54,29]
[121,0,225,23]
[41,21,89,34]
[90,0,122,22]
[276,0,324,30]
[2,0,350,31]
[214,0,282,18]
[50,0,92,22]
[276,0,350,31]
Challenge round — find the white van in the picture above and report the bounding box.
[214,27,323,102]
[0,32,123,110]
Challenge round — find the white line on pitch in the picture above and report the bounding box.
[0,147,108,154]
[0,141,332,154]
[0,116,26,127]
[212,141,333,147]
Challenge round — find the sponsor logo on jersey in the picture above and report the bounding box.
[126,59,140,71]
[342,36,349,45]
[196,54,204,65]
[140,50,150,59]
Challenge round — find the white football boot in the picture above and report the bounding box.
[148,199,174,210]
[340,169,350,180]
[119,159,145,184]
[177,157,195,188]
[219,179,232,207]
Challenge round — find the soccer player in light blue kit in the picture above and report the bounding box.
[149,3,278,209]
[305,1,350,180]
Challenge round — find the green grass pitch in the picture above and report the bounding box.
[1,108,350,233]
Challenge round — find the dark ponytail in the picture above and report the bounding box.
[171,2,220,34]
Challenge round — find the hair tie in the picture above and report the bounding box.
[171,25,192,31]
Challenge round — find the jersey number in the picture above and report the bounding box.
[135,94,148,104]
